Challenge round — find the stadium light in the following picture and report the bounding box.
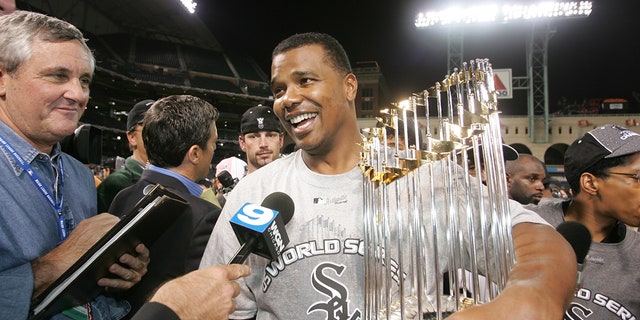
[415,1,592,28]
[180,0,197,14]
[413,1,593,144]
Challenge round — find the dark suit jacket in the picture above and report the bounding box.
[131,302,179,320]
[109,169,220,318]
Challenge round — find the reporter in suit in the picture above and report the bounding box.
[109,95,221,317]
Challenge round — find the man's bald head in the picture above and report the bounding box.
[506,154,547,205]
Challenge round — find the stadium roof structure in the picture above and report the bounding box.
[19,0,223,51]
[16,0,273,163]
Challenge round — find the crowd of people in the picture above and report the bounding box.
[0,8,638,320]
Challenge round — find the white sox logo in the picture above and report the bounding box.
[308,262,361,320]
[566,288,637,319]
[565,303,594,320]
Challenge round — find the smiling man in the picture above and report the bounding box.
[0,11,148,319]
[200,32,576,320]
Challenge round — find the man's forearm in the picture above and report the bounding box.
[449,222,576,320]
[30,214,121,299]
[507,222,577,314]
[30,246,72,298]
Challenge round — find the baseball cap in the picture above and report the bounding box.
[215,156,247,181]
[240,105,282,135]
[466,144,519,163]
[464,135,519,162]
[564,124,640,185]
[126,99,155,131]
[500,144,519,161]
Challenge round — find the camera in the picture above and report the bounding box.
[217,170,238,195]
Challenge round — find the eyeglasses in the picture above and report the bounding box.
[607,171,640,184]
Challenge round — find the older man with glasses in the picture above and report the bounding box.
[526,124,640,319]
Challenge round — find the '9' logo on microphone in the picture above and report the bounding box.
[234,203,276,229]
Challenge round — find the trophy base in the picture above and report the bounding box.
[377,295,474,319]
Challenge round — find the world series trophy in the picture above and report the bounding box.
[360,59,515,319]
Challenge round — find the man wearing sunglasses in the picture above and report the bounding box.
[527,124,640,319]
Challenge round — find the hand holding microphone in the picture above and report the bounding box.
[228,192,295,264]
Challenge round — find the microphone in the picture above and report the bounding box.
[556,220,591,288]
[217,170,238,194]
[228,192,295,264]
[218,170,236,188]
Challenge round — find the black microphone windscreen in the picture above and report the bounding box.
[556,220,591,264]
[261,192,295,224]
[218,170,235,188]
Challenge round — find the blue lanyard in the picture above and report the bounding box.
[0,134,67,241]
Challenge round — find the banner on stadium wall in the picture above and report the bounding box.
[493,68,512,99]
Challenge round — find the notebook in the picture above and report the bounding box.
[31,184,188,319]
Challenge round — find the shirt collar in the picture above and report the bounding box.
[147,164,203,197]
[0,120,60,176]
[601,220,627,243]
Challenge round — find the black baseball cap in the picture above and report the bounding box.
[240,105,282,135]
[464,135,519,163]
[126,100,155,131]
[564,124,640,185]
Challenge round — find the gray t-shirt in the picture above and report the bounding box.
[200,150,550,319]
[528,198,640,320]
